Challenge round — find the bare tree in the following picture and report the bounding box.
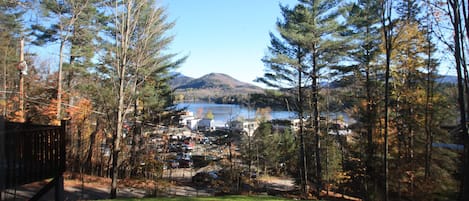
[447,0,469,200]
[100,0,184,198]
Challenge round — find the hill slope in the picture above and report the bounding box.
[173,73,264,99]
[169,74,195,89]
[436,75,457,84]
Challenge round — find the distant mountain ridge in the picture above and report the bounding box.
[176,73,260,90]
[437,75,457,84]
[170,73,457,99]
[170,73,194,89]
[171,73,264,98]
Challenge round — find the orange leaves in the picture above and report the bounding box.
[42,98,58,119]
[256,107,272,122]
[67,98,93,122]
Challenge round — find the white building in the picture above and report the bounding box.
[271,119,304,132]
[327,120,352,135]
[187,119,200,130]
[198,118,216,131]
[179,111,200,130]
[229,119,258,136]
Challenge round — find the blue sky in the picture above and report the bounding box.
[161,0,297,86]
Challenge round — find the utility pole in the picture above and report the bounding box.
[17,38,25,122]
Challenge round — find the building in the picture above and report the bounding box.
[198,118,216,131]
[229,119,258,136]
[327,119,352,135]
[271,119,303,132]
[179,111,200,130]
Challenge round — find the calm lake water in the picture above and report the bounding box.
[175,102,353,127]
[176,102,295,126]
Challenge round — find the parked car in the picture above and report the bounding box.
[168,160,179,168]
[178,159,193,168]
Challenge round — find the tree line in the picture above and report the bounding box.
[2,0,469,200]
[1,0,185,198]
[255,0,469,200]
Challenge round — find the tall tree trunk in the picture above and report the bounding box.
[111,0,132,197]
[86,119,99,173]
[57,40,64,122]
[130,76,140,176]
[3,47,7,117]
[311,58,321,199]
[449,1,469,200]
[18,38,24,122]
[130,98,138,176]
[365,66,375,201]
[424,73,433,180]
[297,52,308,198]
[424,0,433,180]
[67,44,76,116]
[381,0,393,200]
[110,64,125,198]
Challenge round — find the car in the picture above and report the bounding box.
[178,159,193,168]
[168,160,179,168]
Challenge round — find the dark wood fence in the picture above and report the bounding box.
[1,120,66,191]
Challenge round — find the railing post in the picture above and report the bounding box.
[55,175,64,201]
[60,120,67,173]
[57,120,67,201]
[0,117,4,191]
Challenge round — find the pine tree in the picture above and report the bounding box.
[31,0,100,176]
[0,0,28,121]
[257,6,311,197]
[258,1,343,197]
[97,0,185,197]
[389,1,424,198]
[31,0,93,124]
[66,0,99,107]
[340,1,382,200]
[294,0,344,197]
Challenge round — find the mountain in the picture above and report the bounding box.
[172,73,264,98]
[436,75,457,84]
[169,73,194,89]
[177,73,259,90]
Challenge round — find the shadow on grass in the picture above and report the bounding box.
[101,195,293,201]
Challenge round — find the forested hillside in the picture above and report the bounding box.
[254,0,468,200]
[1,0,186,198]
[172,73,264,103]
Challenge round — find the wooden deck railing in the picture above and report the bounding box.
[1,120,66,196]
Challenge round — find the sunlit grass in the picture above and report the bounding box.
[102,195,294,201]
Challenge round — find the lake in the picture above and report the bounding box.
[175,102,353,127]
[176,102,295,126]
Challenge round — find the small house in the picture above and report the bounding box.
[198,118,216,131]
[229,119,258,136]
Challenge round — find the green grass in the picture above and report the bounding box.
[102,195,294,201]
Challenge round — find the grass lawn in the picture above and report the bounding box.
[102,195,295,201]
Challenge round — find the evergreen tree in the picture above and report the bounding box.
[242,122,297,177]
[388,1,426,198]
[96,0,185,197]
[31,0,93,124]
[31,0,101,175]
[340,1,382,200]
[258,1,343,197]
[294,0,344,197]
[0,0,28,121]
[256,4,311,196]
